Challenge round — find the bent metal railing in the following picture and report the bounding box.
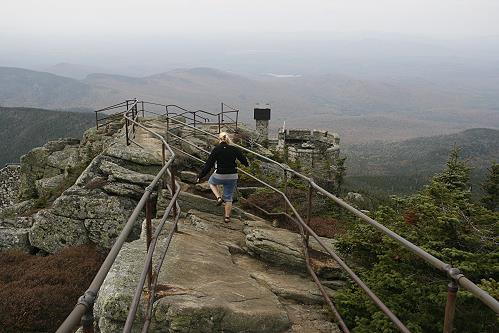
[96,100,239,133]
[59,99,498,333]
[57,100,182,333]
[163,109,499,333]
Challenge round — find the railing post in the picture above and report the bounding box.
[125,117,130,146]
[306,183,313,246]
[443,280,459,333]
[95,111,99,129]
[81,307,94,333]
[142,101,145,117]
[221,102,224,123]
[166,116,170,143]
[170,167,178,232]
[79,291,97,333]
[217,114,221,134]
[145,196,153,291]
[162,142,166,166]
[235,110,239,131]
[132,104,137,134]
[283,170,288,214]
[193,112,196,128]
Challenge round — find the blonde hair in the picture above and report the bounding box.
[218,132,232,144]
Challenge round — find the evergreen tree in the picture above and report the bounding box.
[335,150,499,332]
[333,156,347,194]
[481,163,498,211]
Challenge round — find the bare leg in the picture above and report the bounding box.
[224,202,233,218]
[209,184,221,199]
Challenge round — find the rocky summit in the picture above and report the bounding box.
[0,116,343,332]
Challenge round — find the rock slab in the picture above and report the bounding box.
[95,228,291,333]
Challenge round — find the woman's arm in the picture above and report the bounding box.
[235,147,249,167]
[198,147,218,179]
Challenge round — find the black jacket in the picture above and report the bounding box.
[198,143,249,179]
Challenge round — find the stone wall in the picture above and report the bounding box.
[0,164,20,209]
[275,128,340,181]
[255,120,269,143]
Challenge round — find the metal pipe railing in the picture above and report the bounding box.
[57,100,179,333]
[164,109,499,326]
[123,184,182,333]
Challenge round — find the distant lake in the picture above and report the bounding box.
[265,73,302,78]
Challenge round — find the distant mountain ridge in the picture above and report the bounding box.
[1,66,498,144]
[44,62,107,80]
[0,67,116,109]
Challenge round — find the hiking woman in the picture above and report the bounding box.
[197,132,249,222]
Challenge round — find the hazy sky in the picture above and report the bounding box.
[2,0,499,38]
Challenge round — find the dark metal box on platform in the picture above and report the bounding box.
[254,108,271,120]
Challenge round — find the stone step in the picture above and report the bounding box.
[244,226,345,280]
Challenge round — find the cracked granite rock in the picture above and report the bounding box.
[95,229,290,333]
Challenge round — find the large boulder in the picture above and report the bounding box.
[105,143,163,166]
[102,182,145,200]
[18,138,83,202]
[18,147,50,200]
[0,215,33,229]
[95,231,290,333]
[29,210,89,253]
[0,200,37,220]
[35,174,65,201]
[244,227,345,279]
[43,138,80,153]
[99,160,155,185]
[0,227,32,252]
[0,164,21,209]
[79,127,116,164]
[47,145,81,171]
[245,227,306,269]
[29,187,142,252]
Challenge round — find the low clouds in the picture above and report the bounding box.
[2,0,498,37]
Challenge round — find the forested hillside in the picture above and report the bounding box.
[0,107,95,166]
[344,128,499,195]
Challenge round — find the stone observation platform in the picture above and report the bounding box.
[0,116,343,332]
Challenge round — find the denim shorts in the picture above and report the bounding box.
[208,175,238,202]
